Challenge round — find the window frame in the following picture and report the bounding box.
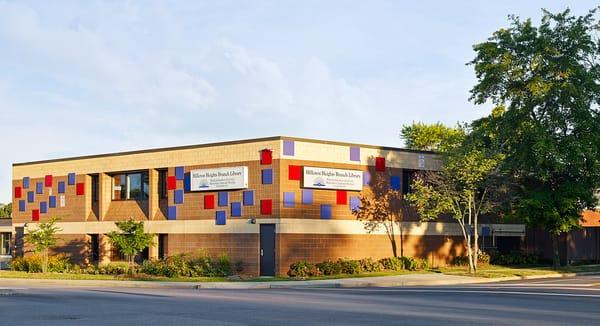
[111,171,149,201]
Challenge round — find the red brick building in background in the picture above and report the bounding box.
[10,136,531,275]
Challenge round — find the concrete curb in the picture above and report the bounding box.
[1,270,599,290]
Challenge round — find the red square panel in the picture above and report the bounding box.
[45,175,53,187]
[32,209,40,221]
[375,157,386,172]
[167,176,177,190]
[204,195,215,209]
[261,149,272,165]
[76,182,85,196]
[288,165,302,180]
[260,199,272,215]
[336,190,347,205]
[14,186,22,198]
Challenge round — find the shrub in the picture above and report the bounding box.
[452,255,470,266]
[338,258,362,274]
[491,251,539,265]
[214,253,231,277]
[288,261,319,277]
[358,258,384,272]
[140,252,236,278]
[316,260,342,275]
[10,254,71,273]
[97,262,132,275]
[234,260,244,274]
[416,258,430,270]
[478,251,491,266]
[399,256,417,271]
[379,257,404,271]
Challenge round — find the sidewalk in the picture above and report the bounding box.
[1,270,597,290]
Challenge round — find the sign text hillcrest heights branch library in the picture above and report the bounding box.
[10,136,525,276]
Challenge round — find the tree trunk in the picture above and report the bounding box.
[551,233,561,270]
[391,238,398,258]
[466,234,474,274]
[473,224,479,273]
[43,248,48,273]
[399,224,404,257]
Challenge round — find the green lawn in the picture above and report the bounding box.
[0,271,229,282]
[437,264,600,278]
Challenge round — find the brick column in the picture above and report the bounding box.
[148,234,159,260]
[99,234,112,264]
[98,173,112,220]
[148,169,159,220]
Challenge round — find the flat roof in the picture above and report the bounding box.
[13,136,434,167]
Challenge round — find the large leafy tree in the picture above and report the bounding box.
[401,122,465,153]
[25,217,62,273]
[469,8,600,268]
[0,203,11,219]
[107,219,154,270]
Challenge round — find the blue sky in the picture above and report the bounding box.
[0,0,596,203]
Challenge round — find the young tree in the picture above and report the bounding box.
[107,219,154,270]
[353,175,406,257]
[469,8,600,268]
[25,216,62,273]
[406,146,502,273]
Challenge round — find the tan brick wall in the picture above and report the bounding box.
[277,234,466,275]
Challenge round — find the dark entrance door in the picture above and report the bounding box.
[260,224,276,276]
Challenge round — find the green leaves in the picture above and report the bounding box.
[107,219,153,258]
[400,122,466,153]
[469,8,600,236]
[25,216,62,254]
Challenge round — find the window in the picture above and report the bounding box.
[112,172,149,200]
[89,234,99,262]
[158,169,168,199]
[91,174,99,203]
[0,233,11,256]
[402,169,416,194]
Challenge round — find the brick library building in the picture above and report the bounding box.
[11,137,531,276]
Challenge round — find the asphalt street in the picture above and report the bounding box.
[1,275,599,325]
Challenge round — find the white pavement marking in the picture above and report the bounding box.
[318,288,600,298]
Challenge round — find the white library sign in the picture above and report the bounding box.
[303,166,363,191]
[190,166,248,191]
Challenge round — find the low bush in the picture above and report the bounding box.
[316,260,343,275]
[338,258,362,274]
[379,257,404,271]
[288,261,320,277]
[96,262,132,275]
[358,258,384,272]
[400,256,417,271]
[10,254,72,273]
[478,251,491,266]
[491,251,539,266]
[416,258,430,270]
[139,252,236,278]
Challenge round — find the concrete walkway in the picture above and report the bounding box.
[1,271,597,290]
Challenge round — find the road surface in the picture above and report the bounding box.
[1,275,599,325]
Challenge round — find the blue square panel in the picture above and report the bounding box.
[218,192,229,206]
[262,169,273,184]
[174,190,184,204]
[349,196,360,212]
[23,177,30,189]
[231,202,242,217]
[283,192,295,208]
[216,211,226,225]
[58,181,66,194]
[36,182,43,194]
[49,196,57,208]
[243,190,254,206]
[40,201,47,214]
[390,176,401,190]
[68,173,76,185]
[27,191,35,203]
[320,204,332,219]
[363,171,371,186]
[167,206,177,220]
[283,140,295,156]
[175,166,185,180]
[19,200,26,212]
[302,189,313,205]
